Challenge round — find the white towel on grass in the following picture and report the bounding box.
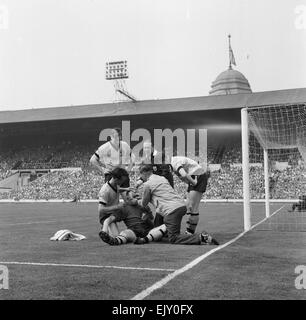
[50,229,86,241]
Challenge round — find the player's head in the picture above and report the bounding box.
[143,140,153,156]
[125,190,135,201]
[111,127,122,144]
[110,167,129,186]
[125,190,140,202]
[139,164,153,182]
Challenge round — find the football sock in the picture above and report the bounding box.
[186,212,199,234]
[146,224,167,242]
[136,224,167,244]
[115,235,128,245]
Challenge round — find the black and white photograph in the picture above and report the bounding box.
[0,0,305,305]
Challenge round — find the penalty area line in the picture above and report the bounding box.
[131,205,285,300]
[0,261,176,272]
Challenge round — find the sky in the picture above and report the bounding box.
[0,0,306,111]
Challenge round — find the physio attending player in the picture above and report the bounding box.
[136,141,174,227]
[137,140,174,188]
[99,191,167,246]
[135,164,218,245]
[98,167,130,237]
[171,156,210,235]
[90,127,135,189]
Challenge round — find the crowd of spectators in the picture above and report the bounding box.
[0,160,11,180]
[0,142,305,200]
[0,149,20,180]
[0,170,103,200]
[0,142,96,173]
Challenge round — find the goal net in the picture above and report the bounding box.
[241,103,306,231]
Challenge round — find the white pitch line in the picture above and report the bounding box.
[131,205,285,300]
[1,220,65,226]
[1,217,93,226]
[0,261,176,272]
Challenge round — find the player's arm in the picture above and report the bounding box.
[89,152,106,175]
[99,203,123,217]
[102,215,116,233]
[177,167,197,186]
[135,177,144,189]
[120,142,135,173]
[141,205,154,224]
[139,184,152,208]
[127,146,136,172]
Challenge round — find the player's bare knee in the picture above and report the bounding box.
[120,229,136,242]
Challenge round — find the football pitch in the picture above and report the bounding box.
[0,202,305,300]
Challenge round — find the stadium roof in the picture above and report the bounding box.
[1,87,306,124]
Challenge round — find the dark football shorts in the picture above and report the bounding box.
[120,205,152,238]
[104,173,130,188]
[187,173,208,193]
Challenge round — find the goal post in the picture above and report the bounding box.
[241,107,271,231]
[241,107,251,231]
[263,148,270,219]
[241,103,306,231]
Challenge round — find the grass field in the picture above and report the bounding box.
[0,202,305,300]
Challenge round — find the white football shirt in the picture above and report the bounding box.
[94,141,135,174]
[171,156,205,176]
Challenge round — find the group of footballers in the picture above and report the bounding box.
[89,127,219,246]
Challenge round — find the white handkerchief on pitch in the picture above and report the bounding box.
[50,229,86,241]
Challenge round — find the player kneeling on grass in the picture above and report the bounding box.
[99,191,167,246]
[171,156,210,235]
[135,164,219,245]
[98,167,131,238]
[136,141,174,229]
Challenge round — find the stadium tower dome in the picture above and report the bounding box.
[209,35,252,96]
[209,67,252,95]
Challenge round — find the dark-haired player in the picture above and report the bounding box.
[90,127,135,189]
[137,140,174,187]
[97,167,130,237]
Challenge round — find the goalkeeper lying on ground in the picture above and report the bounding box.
[99,191,167,246]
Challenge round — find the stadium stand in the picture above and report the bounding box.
[0,141,305,200]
